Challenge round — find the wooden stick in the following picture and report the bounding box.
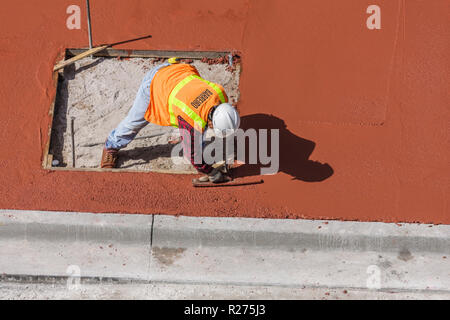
[193,179,264,188]
[53,45,108,72]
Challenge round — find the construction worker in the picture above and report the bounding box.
[100,59,240,184]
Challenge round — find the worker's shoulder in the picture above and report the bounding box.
[163,63,200,79]
[169,62,199,72]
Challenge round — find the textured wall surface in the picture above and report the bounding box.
[0,0,448,223]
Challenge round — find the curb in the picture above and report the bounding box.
[1,210,449,292]
[153,215,450,253]
[0,210,152,244]
[1,210,450,253]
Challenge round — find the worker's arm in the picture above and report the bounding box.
[177,116,213,174]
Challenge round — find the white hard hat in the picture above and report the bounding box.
[212,103,240,137]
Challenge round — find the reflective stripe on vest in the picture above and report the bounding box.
[191,75,227,104]
[168,75,227,130]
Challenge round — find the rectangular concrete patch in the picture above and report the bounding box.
[49,54,241,172]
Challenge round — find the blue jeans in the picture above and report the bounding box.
[105,63,170,150]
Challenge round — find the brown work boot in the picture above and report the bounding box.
[101,148,119,168]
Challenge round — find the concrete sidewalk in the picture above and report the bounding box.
[0,210,449,299]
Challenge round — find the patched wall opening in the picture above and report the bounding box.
[44,49,241,174]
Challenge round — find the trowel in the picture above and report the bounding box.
[192,161,264,188]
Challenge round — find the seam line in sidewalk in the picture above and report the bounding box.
[1,274,449,295]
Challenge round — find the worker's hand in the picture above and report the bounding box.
[168,137,182,145]
[208,168,231,184]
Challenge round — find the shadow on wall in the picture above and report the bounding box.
[233,114,334,182]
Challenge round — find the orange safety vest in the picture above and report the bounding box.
[144,64,228,131]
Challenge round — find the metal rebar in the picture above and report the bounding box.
[228,53,233,67]
[71,117,76,168]
[86,0,93,50]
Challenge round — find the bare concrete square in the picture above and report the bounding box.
[49,57,241,173]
